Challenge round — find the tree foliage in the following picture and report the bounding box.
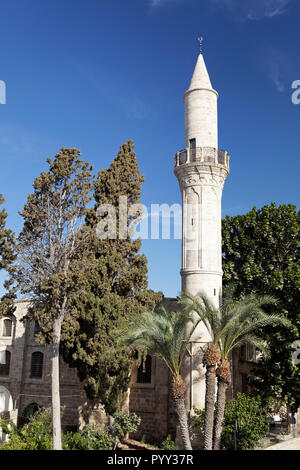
[9,148,93,322]
[0,408,53,450]
[221,393,269,450]
[180,288,290,449]
[117,304,199,450]
[222,203,300,410]
[61,141,162,415]
[0,194,15,316]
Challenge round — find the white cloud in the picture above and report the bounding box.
[148,0,292,18]
[269,68,285,92]
[261,48,288,93]
[150,0,163,5]
[209,0,291,20]
[263,0,290,17]
[148,0,182,7]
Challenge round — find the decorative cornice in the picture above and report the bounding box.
[184,87,219,99]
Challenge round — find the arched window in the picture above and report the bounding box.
[0,351,11,377]
[0,386,13,412]
[30,352,43,378]
[2,319,12,337]
[23,403,40,419]
[136,355,152,384]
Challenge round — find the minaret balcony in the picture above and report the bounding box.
[174,147,229,169]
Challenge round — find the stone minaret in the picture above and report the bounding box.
[174,47,230,411]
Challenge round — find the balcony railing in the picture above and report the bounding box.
[174,147,229,168]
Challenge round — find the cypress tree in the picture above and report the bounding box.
[0,194,15,316]
[61,141,162,416]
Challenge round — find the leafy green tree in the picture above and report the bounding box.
[117,307,200,450]
[61,141,162,416]
[8,149,93,450]
[222,203,300,413]
[221,393,269,450]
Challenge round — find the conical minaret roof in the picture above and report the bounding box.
[187,53,214,92]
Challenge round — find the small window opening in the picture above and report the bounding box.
[2,319,12,337]
[136,355,152,384]
[189,138,196,149]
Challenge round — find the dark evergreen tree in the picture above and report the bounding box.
[61,141,162,416]
[0,194,16,316]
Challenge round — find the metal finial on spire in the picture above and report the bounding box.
[198,37,203,54]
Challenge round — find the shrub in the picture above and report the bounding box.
[111,412,141,440]
[191,407,205,431]
[63,425,114,450]
[0,414,52,450]
[160,435,178,450]
[221,393,269,450]
[1,408,141,450]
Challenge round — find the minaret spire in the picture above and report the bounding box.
[187,52,214,93]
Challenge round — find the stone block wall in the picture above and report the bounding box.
[0,300,84,430]
[129,356,177,444]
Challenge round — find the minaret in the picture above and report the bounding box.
[174,42,230,411]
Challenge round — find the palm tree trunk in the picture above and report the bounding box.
[204,365,216,450]
[172,375,192,450]
[51,316,62,450]
[213,379,228,450]
[174,395,192,450]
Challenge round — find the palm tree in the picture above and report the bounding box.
[180,289,291,450]
[117,307,200,450]
[212,292,291,450]
[180,292,221,450]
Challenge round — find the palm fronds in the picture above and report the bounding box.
[117,306,200,377]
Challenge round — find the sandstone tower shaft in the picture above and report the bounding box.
[174,50,230,411]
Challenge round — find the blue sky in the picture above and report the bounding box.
[0,0,300,298]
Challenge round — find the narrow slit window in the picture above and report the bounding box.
[189,138,196,149]
[34,322,41,336]
[30,352,43,378]
[0,351,11,376]
[136,355,152,384]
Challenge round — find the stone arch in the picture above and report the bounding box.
[0,386,13,413]
[0,386,13,443]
